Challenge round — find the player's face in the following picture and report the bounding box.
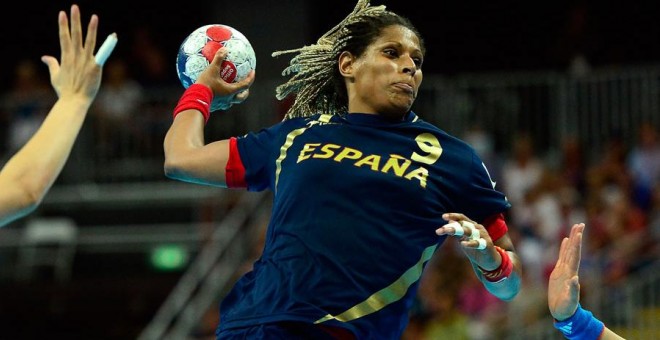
[345,25,424,119]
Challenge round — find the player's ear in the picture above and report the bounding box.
[338,51,356,78]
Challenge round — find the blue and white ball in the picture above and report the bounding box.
[176,24,256,111]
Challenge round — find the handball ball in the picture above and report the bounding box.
[176,24,256,111]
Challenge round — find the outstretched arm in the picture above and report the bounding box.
[0,5,115,227]
[549,222,584,320]
[549,223,625,340]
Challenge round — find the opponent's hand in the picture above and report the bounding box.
[548,223,585,321]
[195,47,255,101]
[41,4,106,102]
[436,212,500,270]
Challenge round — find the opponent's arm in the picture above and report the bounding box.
[0,5,112,227]
[163,48,254,187]
[549,223,625,340]
[436,213,522,301]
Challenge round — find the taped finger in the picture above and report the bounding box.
[95,33,118,66]
[476,238,487,250]
[449,222,464,237]
[461,221,480,240]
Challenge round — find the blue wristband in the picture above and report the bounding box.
[553,304,605,340]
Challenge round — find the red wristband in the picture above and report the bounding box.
[173,84,213,124]
[478,246,513,282]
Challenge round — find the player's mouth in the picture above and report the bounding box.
[393,82,415,96]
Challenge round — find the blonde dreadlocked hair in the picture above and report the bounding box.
[272,0,424,119]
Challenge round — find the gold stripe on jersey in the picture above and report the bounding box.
[274,114,333,191]
[319,114,333,123]
[275,127,307,191]
[314,244,438,324]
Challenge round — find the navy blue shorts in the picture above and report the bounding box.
[216,322,355,339]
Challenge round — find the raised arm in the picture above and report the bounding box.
[548,223,625,340]
[163,48,254,187]
[0,5,115,227]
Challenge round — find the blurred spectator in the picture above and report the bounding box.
[522,170,565,283]
[508,221,546,296]
[130,26,172,87]
[1,59,54,156]
[556,135,587,195]
[626,121,660,212]
[557,184,587,240]
[548,0,594,72]
[500,132,545,229]
[456,266,506,340]
[127,26,181,160]
[601,189,648,283]
[646,185,660,263]
[503,262,548,333]
[579,129,651,285]
[404,242,470,340]
[585,133,633,213]
[568,53,592,77]
[421,289,470,340]
[91,58,145,160]
[464,122,500,181]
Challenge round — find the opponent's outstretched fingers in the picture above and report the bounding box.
[41,56,60,77]
[566,223,585,272]
[57,10,71,62]
[84,14,99,59]
[69,4,83,51]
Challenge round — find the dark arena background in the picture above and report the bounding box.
[2,0,660,85]
[0,0,658,339]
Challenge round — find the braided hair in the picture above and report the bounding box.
[272,0,425,119]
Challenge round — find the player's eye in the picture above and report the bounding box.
[383,48,399,58]
[413,57,423,68]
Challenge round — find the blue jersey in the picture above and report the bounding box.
[218,112,510,339]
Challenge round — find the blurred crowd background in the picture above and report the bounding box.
[0,1,658,339]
